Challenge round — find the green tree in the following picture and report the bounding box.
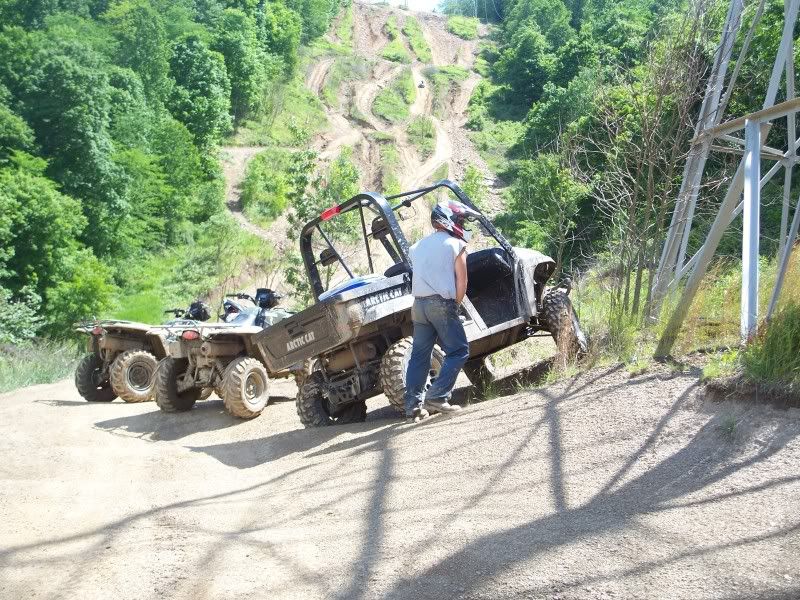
[504,154,588,275]
[168,35,231,147]
[259,1,302,76]
[495,24,556,106]
[103,0,171,102]
[213,8,268,122]
[0,165,113,330]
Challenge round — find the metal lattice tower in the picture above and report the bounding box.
[652,0,800,356]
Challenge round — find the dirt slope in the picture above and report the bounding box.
[2,365,800,599]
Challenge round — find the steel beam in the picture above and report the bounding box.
[651,0,745,308]
[741,120,761,341]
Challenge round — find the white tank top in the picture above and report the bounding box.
[409,231,467,299]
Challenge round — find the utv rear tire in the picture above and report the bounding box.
[296,373,367,427]
[109,350,157,403]
[463,357,497,390]
[75,353,116,402]
[540,290,588,365]
[155,358,201,412]
[222,357,270,419]
[380,337,444,412]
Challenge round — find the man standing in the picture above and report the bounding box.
[404,200,475,422]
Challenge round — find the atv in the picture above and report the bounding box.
[249,179,587,427]
[151,288,306,419]
[74,301,212,403]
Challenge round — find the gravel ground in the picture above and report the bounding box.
[1,364,799,599]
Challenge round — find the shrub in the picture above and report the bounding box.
[446,16,479,40]
[407,115,435,158]
[0,287,42,345]
[240,148,299,224]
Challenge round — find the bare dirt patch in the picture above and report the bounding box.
[2,364,799,599]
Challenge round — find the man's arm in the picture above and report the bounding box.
[454,248,467,304]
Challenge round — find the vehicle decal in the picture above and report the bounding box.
[287,331,316,352]
[361,286,403,309]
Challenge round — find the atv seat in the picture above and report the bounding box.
[384,262,411,278]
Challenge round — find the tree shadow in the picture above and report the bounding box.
[373,380,800,599]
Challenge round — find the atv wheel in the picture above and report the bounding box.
[222,357,270,419]
[463,357,497,390]
[154,358,201,412]
[380,337,444,412]
[75,353,116,402]
[109,350,157,403]
[540,289,588,365]
[296,373,367,427]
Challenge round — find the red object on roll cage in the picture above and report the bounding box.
[182,330,200,341]
[320,205,341,221]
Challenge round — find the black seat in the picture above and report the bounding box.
[384,262,411,278]
[466,248,512,297]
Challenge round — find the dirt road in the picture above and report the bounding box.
[2,365,799,599]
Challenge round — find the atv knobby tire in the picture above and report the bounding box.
[463,357,497,390]
[155,357,202,412]
[75,353,116,402]
[222,357,270,419]
[109,350,157,403]
[540,289,587,365]
[380,337,444,412]
[296,373,367,427]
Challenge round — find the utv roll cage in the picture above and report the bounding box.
[300,179,520,302]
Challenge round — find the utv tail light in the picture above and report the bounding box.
[91,326,103,336]
[320,204,341,221]
[182,330,200,341]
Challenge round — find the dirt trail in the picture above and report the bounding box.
[3,365,800,599]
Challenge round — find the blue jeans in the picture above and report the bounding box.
[403,295,470,416]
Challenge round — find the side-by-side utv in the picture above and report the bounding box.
[247,180,587,427]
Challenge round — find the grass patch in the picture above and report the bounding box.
[424,65,469,117]
[402,17,432,62]
[379,143,401,195]
[322,55,371,108]
[742,303,800,385]
[446,15,479,40]
[381,38,411,64]
[470,119,523,174]
[431,162,449,181]
[385,14,400,39]
[335,3,354,49]
[0,340,81,393]
[407,115,435,158]
[702,349,739,381]
[372,68,415,123]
